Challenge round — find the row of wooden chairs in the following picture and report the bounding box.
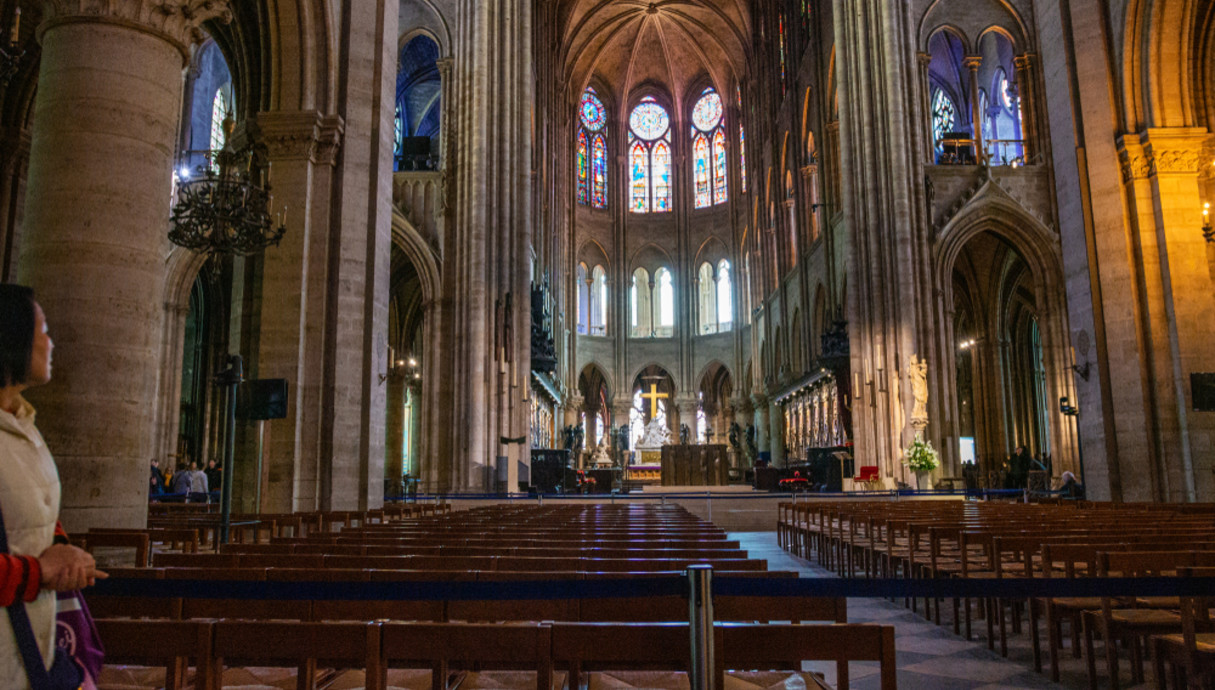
[96,618,896,690]
[777,499,1215,688]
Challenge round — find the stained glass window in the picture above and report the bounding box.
[931,89,955,149]
[713,130,728,205]
[577,130,589,205]
[739,125,748,192]
[778,16,787,93]
[691,89,728,208]
[629,98,672,213]
[591,135,607,208]
[210,88,228,153]
[694,134,711,208]
[580,88,607,131]
[652,141,672,212]
[394,105,404,158]
[692,90,723,131]
[577,88,608,208]
[630,98,670,140]
[630,140,649,212]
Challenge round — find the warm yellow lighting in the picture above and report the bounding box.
[408,357,417,367]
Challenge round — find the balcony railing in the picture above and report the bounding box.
[934,135,1029,167]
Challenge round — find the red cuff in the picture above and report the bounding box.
[22,556,41,601]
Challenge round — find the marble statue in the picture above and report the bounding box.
[909,354,929,425]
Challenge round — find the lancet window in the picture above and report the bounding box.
[628,97,673,213]
[577,88,608,208]
[691,89,729,208]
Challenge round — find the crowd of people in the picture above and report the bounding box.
[149,458,221,502]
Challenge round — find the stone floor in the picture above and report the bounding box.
[735,532,1155,690]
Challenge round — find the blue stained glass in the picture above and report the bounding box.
[652,141,672,212]
[577,130,589,204]
[580,89,607,131]
[713,129,728,205]
[630,140,649,212]
[694,134,711,208]
[692,91,723,132]
[592,135,607,208]
[629,100,669,141]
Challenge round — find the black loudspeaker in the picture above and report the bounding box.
[1193,373,1215,412]
[239,379,288,420]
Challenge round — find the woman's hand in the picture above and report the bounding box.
[37,544,108,590]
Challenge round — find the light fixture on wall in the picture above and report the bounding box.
[0,7,23,89]
[380,350,421,384]
[169,115,287,256]
[1203,202,1213,244]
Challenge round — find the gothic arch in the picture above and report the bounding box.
[693,235,730,266]
[629,242,676,275]
[918,0,1029,51]
[628,362,678,396]
[1123,0,1207,129]
[577,238,613,272]
[391,209,441,304]
[695,360,733,391]
[931,193,1077,477]
[578,361,616,404]
[398,12,453,59]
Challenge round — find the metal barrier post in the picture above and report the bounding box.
[687,564,715,690]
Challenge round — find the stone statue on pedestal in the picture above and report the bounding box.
[908,354,929,430]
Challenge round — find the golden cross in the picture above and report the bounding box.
[641,383,669,419]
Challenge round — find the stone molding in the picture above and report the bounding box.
[40,0,232,62]
[256,111,345,166]
[1119,128,1214,181]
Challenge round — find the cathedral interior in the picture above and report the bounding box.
[0,0,1213,531]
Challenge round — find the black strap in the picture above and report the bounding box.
[0,502,53,690]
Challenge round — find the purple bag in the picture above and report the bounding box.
[55,590,105,683]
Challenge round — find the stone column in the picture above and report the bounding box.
[800,163,819,244]
[18,1,230,530]
[962,56,984,162]
[1013,54,1038,162]
[253,111,343,513]
[916,52,934,163]
[384,371,406,497]
[0,126,30,281]
[751,392,770,456]
[675,396,698,443]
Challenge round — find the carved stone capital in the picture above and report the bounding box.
[1013,53,1036,71]
[255,111,345,167]
[962,56,983,71]
[1139,127,1212,176]
[800,164,817,177]
[916,51,932,68]
[40,0,233,63]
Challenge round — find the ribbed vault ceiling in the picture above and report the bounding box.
[559,0,751,116]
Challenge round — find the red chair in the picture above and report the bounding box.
[853,466,880,490]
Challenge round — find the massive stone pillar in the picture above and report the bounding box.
[18,1,229,530]
[435,0,534,491]
[252,111,342,513]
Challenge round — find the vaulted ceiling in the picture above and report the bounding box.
[558,0,751,118]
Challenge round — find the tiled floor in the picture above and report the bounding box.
[735,532,1156,690]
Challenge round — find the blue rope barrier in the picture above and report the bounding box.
[88,575,1215,602]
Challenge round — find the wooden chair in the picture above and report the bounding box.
[1152,566,1215,689]
[550,622,693,690]
[1082,551,1190,690]
[852,465,880,490]
[377,621,553,690]
[80,531,151,567]
[717,623,897,690]
[207,620,383,690]
[95,618,212,690]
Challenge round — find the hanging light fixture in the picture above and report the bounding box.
[0,7,24,89]
[169,115,286,256]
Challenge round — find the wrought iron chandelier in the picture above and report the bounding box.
[169,116,286,256]
[0,7,24,90]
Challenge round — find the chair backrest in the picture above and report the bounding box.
[95,619,212,690]
[858,466,879,481]
[210,620,382,689]
[717,623,896,690]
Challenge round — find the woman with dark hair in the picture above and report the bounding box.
[0,284,107,688]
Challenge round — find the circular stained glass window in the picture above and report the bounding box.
[692,90,723,132]
[580,89,607,131]
[629,98,669,140]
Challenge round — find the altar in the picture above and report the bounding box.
[660,444,729,486]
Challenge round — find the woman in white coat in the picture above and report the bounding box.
[0,284,107,688]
